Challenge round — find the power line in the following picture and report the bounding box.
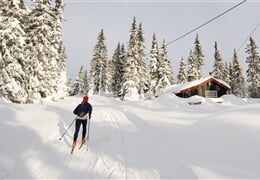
[166,0,247,47]
[225,21,260,63]
[237,21,260,53]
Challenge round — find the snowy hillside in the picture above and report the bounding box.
[0,94,260,179]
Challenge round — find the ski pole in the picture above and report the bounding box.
[86,117,91,141]
[86,117,91,151]
[59,119,76,140]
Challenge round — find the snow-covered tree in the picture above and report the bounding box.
[187,50,197,82]
[117,44,127,98]
[193,34,204,79]
[72,66,88,95]
[110,44,120,96]
[245,37,260,98]
[121,17,140,100]
[223,62,231,85]
[27,0,68,101]
[67,78,73,96]
[111,43,126,97]
[88,29,108,95]
[212,41,225,81]
[136,23,149,98]
[0,0,28,103]
[0,0,68,103]
[177,57,187,84]
[156,39,174,91]
[149,33,160,96]
[53,0,68,99]
[106,59,113,94]
[231,49,245,97]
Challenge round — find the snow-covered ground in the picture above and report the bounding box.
[0,93,260,179]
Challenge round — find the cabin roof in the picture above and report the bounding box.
[173,76,231,94]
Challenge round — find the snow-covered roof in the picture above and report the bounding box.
[172,76,231,94]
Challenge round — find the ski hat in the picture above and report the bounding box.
[83,96,88,103]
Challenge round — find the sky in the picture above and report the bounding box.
[61,0,260,80]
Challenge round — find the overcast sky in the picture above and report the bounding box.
[61,0,260,80]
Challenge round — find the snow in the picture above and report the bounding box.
[0,93,260,179]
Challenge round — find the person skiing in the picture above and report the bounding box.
[72,95,92,148]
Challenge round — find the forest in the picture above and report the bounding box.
[0,0,259,104]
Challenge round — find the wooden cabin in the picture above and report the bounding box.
[175,77,231,98]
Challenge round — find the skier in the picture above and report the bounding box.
[72,95,92,148]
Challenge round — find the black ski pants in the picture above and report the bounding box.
[73,119,87,141]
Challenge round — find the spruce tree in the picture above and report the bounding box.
[223,62,231,85]
[177,57,187,84]
[88,29,108,95]
[106,59,113,94]
[212,41,225,81]
[245,37,260,98]
[53,0,68,99]
[149,33,160,96]
[193,34,204,79]
[25,0,67,102]
[0,0,68,103]
[117,44,127,98]
[111,43,125,97]
[136,23,149,98]
[72,66,88,95]
[156,39,174,91]
[231,49,245,97]
[121,17,140,100]
[29,0,54,99]
[0,0,28,103]
[187,50,197,82]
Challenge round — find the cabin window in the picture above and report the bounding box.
[205,90,217,98]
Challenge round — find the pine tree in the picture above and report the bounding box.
[231,49,245,97]
[193,34,204,79]
[177,57,187,84]
[245,37,260,98]
[156,39,174,91]
[149,33,160,96]
[88,29,108,95]
[212,41,225,81]
[187,50,197,82]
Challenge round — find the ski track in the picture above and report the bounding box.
[13,98,194,179]
[102,109,128,179]
[29,107,132,179]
